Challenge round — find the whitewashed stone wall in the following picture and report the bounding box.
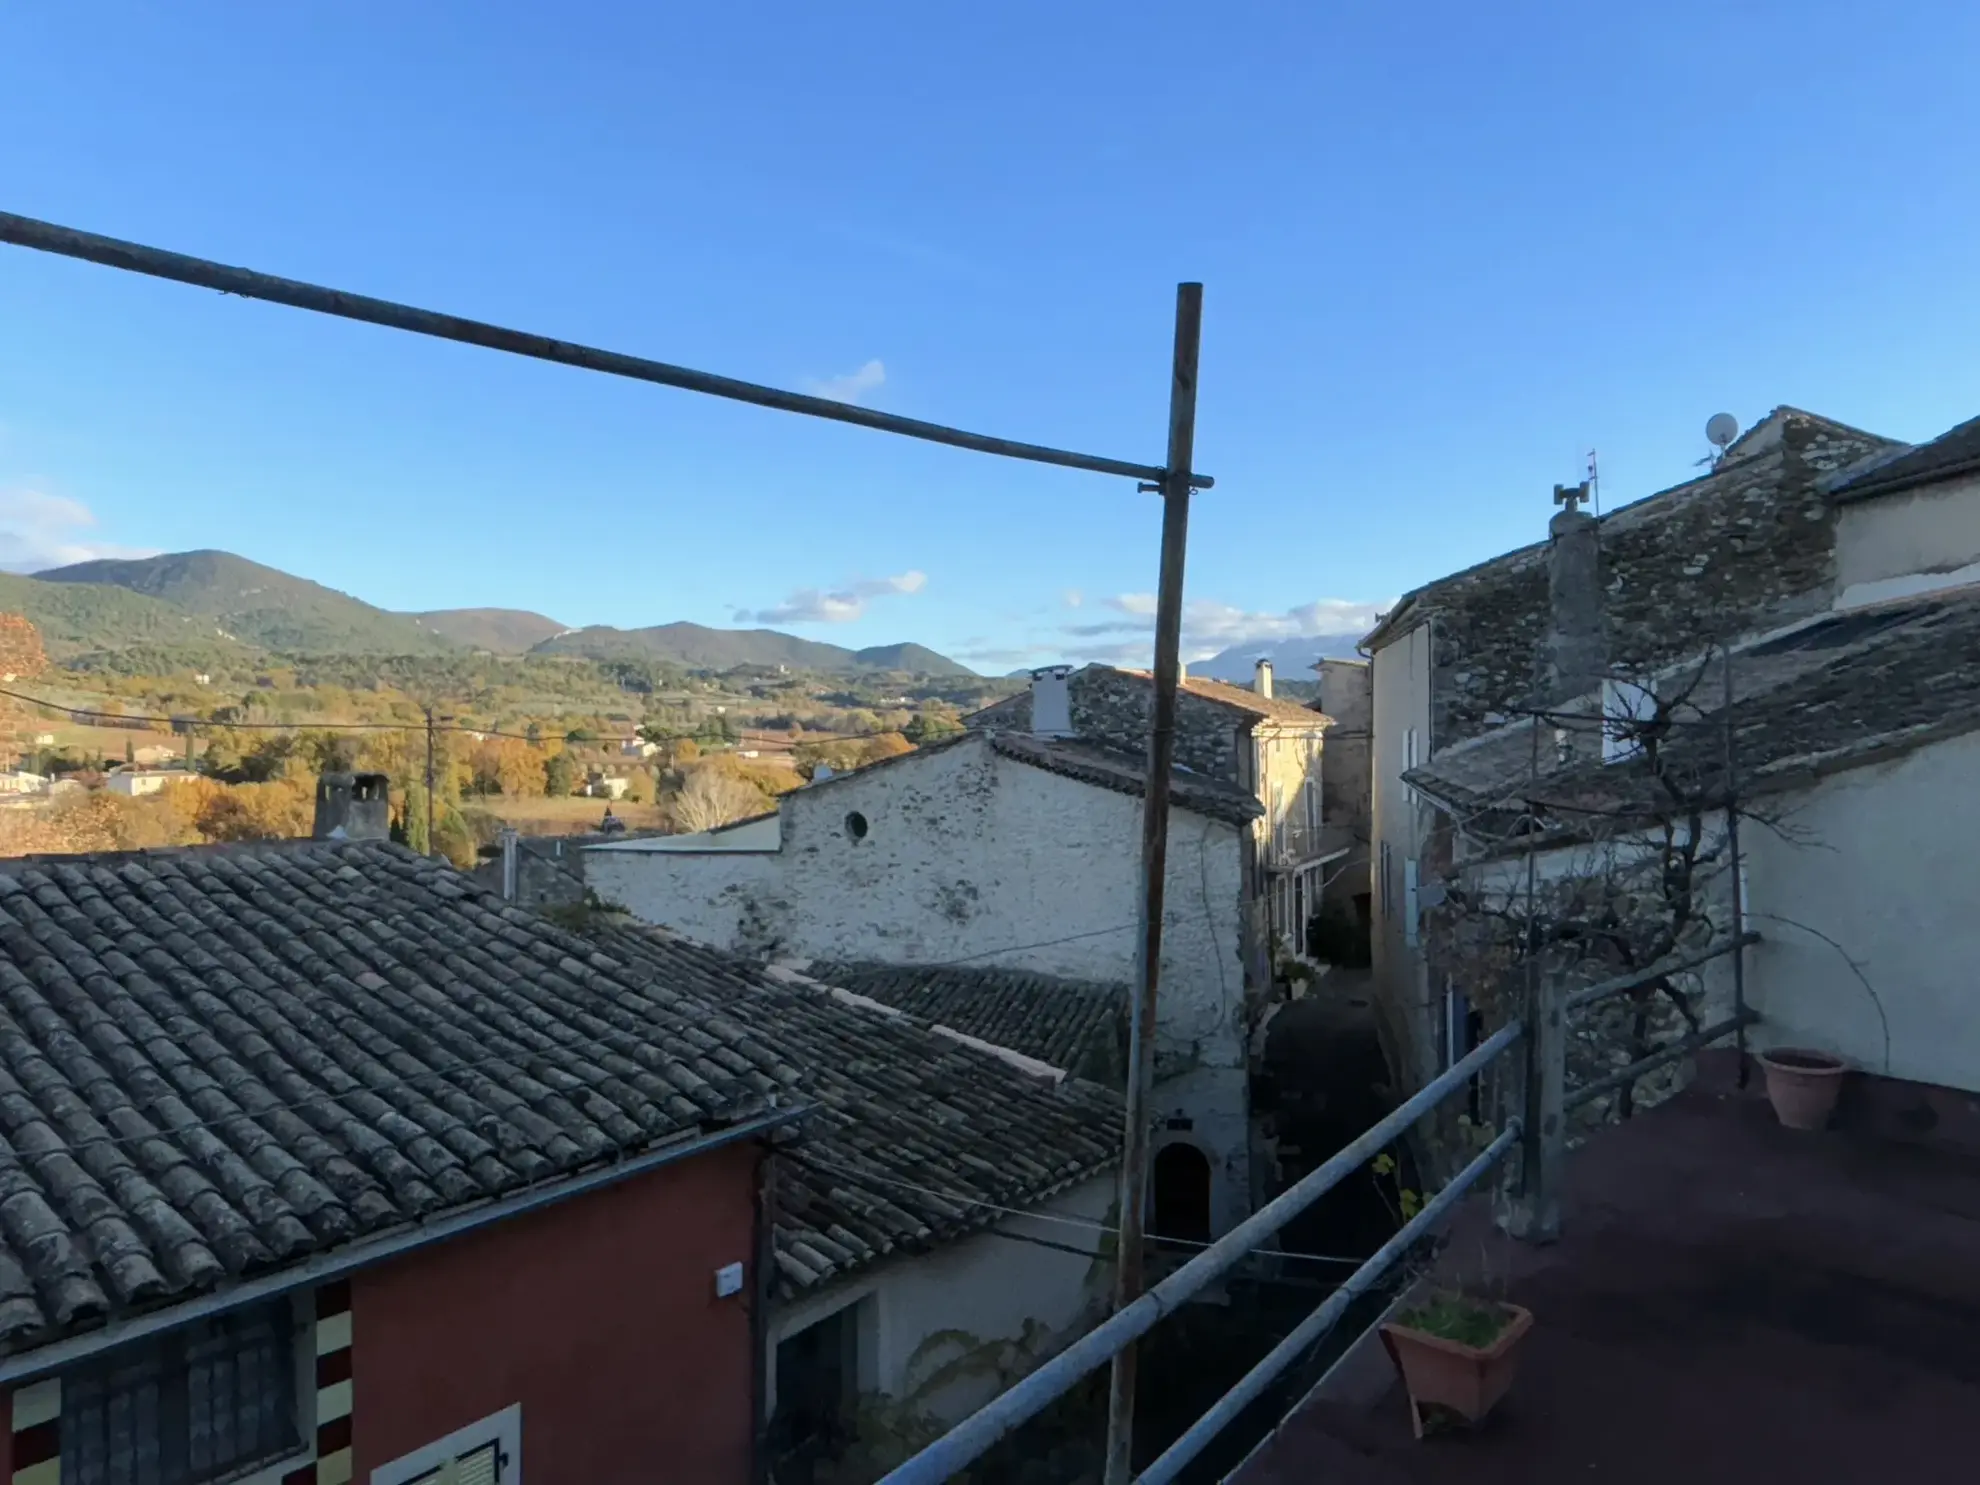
[587,733,1254,1226]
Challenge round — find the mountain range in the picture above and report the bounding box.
[0,550,977,675]
[1192,633,1368,683]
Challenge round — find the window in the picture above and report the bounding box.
[1403,859,1420,948]
[373,1406,521,1485]
[67,1301,300,1485]
[1600,679,1656,765]
[843,810,868,840]
[1304,774,1321,834]
[1270,784,1285,854]
[1379,841,1392,918]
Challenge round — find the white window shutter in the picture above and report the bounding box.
[1403,859,1420,947]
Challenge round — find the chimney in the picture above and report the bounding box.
[1029,665,1074,738]
[1543,482,1606,701]
[313,772,392,842]
[1253,658,1274,699]
[499,826,520,901]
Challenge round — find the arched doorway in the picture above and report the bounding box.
[1151,1142,1214,1247]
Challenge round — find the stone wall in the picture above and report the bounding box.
[588,733,1259,1233]
[1412,412,1899,748]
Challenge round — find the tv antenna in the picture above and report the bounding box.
[1704,412,1739,467]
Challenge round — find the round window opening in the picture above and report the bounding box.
[845,811,869,841]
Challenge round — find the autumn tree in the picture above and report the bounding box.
[191,777,314,842]
[470,737,542,797]
[544,751,577,797]
[671,766,768,833]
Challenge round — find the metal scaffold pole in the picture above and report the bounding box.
[1104,281,1203,1484]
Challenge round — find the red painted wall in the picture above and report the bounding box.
[353,1140,762,1485]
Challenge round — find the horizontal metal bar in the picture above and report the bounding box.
[1136,1121,1521,1485]
[0,210,1213,491]
[1563,1008,1759,1114]
[1565,932,1761,1013]
[873,1018,1523,1485]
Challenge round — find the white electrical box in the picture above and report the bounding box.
[714,1261,745,1298]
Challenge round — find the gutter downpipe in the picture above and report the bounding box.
[874,1021,1523,1485]
[0,1104,809,1388]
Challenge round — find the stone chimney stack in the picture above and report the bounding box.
[1253,658,1274,699]
[1543,482,1606,701]
[1029,665,1074,738]
[313,772,392,842]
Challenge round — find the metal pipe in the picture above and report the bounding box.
[1104,281,1202,1485]
[0,210,1212,491]
[1136,1123,1522,1485]
[1723,648,1751,1089]
[0,1103,805,1387]
[1563,1009,1757,1113]
[1564,932,1761,1012]
[874,1020,1523,1485]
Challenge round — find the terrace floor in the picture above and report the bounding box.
[1231,1061,1980,1484]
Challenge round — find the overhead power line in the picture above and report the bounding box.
[0,684,930,750]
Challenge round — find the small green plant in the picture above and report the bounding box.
[1372,1150,1422,1221]
[1396,1290,1514,1348]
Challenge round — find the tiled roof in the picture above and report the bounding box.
[805,961,1125,1083]
[581,926,1122,1294]
[1120,670,1331,726]
[1407,587,1980,840]
[0,843,1121,1352]
[1360,408,1903,747]
[1828,412,1980,503]
[987,732,1265,826]
[965,666,1327,730]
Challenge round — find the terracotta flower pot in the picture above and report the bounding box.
[1380,1301,1533,1439]
[1757,1047,1848,1130]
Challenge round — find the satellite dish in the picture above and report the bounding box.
[1705,412,1740,449]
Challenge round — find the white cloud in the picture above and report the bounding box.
[804,359,887,406]
[1057,593,1393,666]
[741,570,928,626]
[0,489,158,573]
[1062,589,1084,608]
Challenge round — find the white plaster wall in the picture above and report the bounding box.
[768,1172,1116,1425]
[1150,1062,1254,1235]
[1455,734,1980,1097]
[585,838,785,946]
[1738,730,1980,1092]
[588,733,1253,1224]
[1368,624,1435,1083]
[1836,471,1980,598]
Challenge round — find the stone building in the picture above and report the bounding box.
[585,690,1274,1238]
[1356,405,1905,1089]
[1311,658,1372,943]
[968,660,1348,974]
[1367,404,1980,1156]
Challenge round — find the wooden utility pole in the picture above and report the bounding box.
[424,707,437,858]
[1103,282,1203,1484]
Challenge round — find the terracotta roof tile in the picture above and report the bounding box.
[0,843,1122,1350]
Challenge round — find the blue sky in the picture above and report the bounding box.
[3,3,1979,673]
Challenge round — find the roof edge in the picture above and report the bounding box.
[0,1104,806,1385]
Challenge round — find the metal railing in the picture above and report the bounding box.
[877,930,1758,1485]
